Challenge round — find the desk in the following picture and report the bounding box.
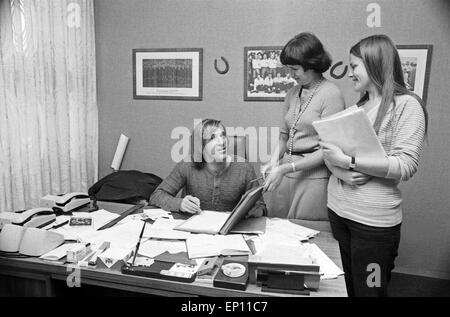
[0,202,347,297]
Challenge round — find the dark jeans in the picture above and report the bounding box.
[328,209,401,297]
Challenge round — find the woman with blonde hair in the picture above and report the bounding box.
[320,34,428,297]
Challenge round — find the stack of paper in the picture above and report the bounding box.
[186,234,251,259]
[312,105,386,158]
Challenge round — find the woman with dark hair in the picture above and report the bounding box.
[150,119,266,216]
[262,32,345,221]
[320,34,428,297]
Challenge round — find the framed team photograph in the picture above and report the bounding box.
[244,46,293,101]
[397,45,433,105]
[133,48,203,100]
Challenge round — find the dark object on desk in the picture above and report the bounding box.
[88,170,162,204]
[213,260,249,291]
[97,204,144,231]
[257,268,311,295]
[122,261,197,283]
[197,256,218,276]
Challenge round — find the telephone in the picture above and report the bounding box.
[0,208,56,229]
[14,208,56,227]
[40,192,90,213]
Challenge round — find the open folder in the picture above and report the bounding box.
[174,185,264,235]
[312,106,386,158]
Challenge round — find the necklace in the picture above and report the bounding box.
[288,78,324,163]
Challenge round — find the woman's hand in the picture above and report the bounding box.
[180,195,202,214]
[324,159,372,186]
[263,165,287,192]
[319,141,350,169]
[260,162,272,179]
[335,168,372,186]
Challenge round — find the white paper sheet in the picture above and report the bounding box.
[39,243,77,261]
[186,234,250,259]
[138,239,187,258]
[306,243,344,280]
[145,218,191,240]
[143,208,173,221]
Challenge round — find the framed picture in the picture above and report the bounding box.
[397,45,433,104]
[244,46,293,101]
[133,48,203,100]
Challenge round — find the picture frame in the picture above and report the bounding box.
[397,45,433,104]
[244,46,293,101]
[133,48,203,100]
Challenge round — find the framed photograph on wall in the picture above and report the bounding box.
[133,48,203,100]
[397,45,433,105]
[244,46,293,101]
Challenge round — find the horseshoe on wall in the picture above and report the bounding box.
[214,56,230,74]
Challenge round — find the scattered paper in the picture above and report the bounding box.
[143,208,173,221]
[145,218,191,240]
[138,239,187,258]
[306,243,344,280]
[264,218,320,242]
[186,234,250,259]
[39,243,76,261]
[99,247,133,269]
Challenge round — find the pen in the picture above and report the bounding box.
[131,221,147,266]
[50,220,69,229]
[249,175,264,184]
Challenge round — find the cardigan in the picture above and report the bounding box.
[327,94,426,227]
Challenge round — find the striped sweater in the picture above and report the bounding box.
[327,94,426,227]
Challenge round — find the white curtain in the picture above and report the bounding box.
[0,0,98,210]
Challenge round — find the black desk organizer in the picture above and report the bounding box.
[252,263,321,295]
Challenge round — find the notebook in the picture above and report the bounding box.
[174,185,264,235]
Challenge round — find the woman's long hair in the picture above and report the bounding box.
[350,34,428,134]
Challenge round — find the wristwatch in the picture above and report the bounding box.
[349,156,356,171]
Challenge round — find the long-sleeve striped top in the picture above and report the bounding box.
[327,94,426,227]
[149,160,266,215]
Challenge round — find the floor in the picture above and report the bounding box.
[389,272,450,297]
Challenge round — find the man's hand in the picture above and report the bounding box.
[180,195,202,214]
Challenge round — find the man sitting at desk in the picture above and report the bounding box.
[150,119,266,217]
